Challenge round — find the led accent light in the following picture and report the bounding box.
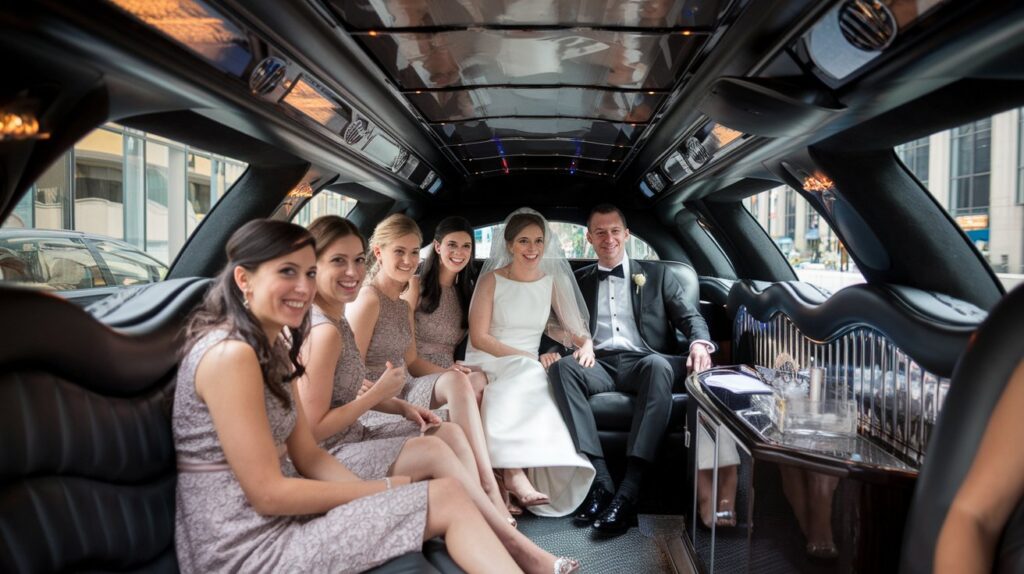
[0,112,46,141]
[288,182,314,198]
[282,76,348,130]
[107,0,252,75]
[803,174,835,192]
[249,57,287,95]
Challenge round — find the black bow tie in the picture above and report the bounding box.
[597,264,624,281]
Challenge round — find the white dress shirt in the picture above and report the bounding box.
[593,254,648,352]
[592,253,715,355]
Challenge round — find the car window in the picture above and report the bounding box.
[1,122,247,293]
[292,190,357,225]
[90,239,167,286]
[0,236,104,291]
[743,186,865,293]
[895,108,1023,291]
[473,221,659,260]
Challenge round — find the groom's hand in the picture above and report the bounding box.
[686,344,713,373]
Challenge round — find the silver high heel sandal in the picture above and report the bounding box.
[554,557,580,574]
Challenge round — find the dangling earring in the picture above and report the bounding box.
[243,290,252,310]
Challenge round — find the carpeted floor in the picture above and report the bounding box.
[517,513,686,573]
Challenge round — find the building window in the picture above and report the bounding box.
[950,118,991,215]
[896,136,930,186]
[1,123,248,291]
[784,188,796,238]
[292,190,358,226]
[1018,108,1024,204]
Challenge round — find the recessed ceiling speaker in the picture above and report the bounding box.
[839,0,897,52]
[249,57,287,95]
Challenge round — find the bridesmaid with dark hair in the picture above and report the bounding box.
[172,219,520,574]
[404,216,487,401]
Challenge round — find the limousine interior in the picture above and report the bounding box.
[2,0,1023,572]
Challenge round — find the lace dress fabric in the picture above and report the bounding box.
[414,284,466,369]
[310,305,420,477]
[173,329,427,573]
[363,284,441,409]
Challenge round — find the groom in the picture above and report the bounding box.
[549,204,714,535]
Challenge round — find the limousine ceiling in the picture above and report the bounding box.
[3,0,1010,210]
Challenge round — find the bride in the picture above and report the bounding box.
[466,208,596,517]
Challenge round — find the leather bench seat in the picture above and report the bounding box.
[590,392,688,431]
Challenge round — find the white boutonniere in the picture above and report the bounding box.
[633,273,646,295]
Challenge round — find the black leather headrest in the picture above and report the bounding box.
[900,283,1024,573]
[656,260,700,310]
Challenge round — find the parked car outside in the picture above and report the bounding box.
[0,229,167,293]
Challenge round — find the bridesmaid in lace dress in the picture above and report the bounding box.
[173,219,519,574]
[299,217,579,572]
[404,216,488,405]
[348,213,510,522]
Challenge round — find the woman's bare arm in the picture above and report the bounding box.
[468,271,534,359]
[936,360,1024,573]
[196,340,407,517]
[345,286,380,362]
[298,324,390,442]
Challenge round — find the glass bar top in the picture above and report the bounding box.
[330,0,724,30]
[356,30,701,91]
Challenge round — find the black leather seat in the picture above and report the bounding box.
[900,283,1024,573]
[0,280,463,573]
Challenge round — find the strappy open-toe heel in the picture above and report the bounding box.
[553,557,580,574]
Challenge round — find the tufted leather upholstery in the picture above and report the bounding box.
[900,284,1024,574]
[0,280,463,574]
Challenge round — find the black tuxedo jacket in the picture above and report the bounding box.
[576,259,710,356]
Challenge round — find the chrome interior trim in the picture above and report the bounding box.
[734,305,950,467]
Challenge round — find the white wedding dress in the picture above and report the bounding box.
[465,273,595,517]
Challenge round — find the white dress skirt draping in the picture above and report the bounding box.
[465,274,595,517]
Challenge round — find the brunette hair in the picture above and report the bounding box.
[587,204,628,230]
[503,212,546,246]
[367,213,422,282]
[183,219,315,407]
[308,215,367,257]
[418,216,474,327]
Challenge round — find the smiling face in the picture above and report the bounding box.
[237,245,317,335]
[587,210,630,268]
[374,232,421,283]
[508,223,545,269]
[434,231,473,274]
[316,234,367,305]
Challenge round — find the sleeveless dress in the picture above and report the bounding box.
[173,330,428,573]
[363,284,442,409]
[464,273,595,517]
[310,306,421,477]
[415,283,466,369]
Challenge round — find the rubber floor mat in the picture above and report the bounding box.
[517,513,685,573]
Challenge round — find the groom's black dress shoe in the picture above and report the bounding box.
[573,486,614,526]
[592,496,637,536]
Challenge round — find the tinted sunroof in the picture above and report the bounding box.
[328,0,727,180]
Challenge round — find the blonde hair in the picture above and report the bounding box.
[367,213,423,282]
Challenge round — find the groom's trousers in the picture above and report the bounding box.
[549,350,687,463]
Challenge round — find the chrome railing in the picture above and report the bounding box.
[734,306,951,468]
